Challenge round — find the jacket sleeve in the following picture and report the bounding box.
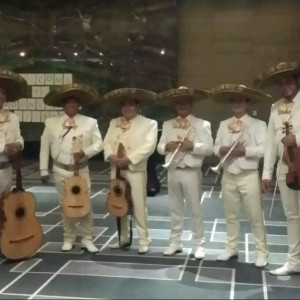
[83,120,103,159]
[262,110,277,180]
[156,121,168,155]
[191,120,214,156]
[214,122,223,157]
[103,119,115,162]
[14,114,24,149]
[127,120,158,165]
[39,119,51,172]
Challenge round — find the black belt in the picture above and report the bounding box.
[0,162,11,169]
[53,161,88,171]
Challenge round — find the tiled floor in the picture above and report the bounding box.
[0,160,299,299]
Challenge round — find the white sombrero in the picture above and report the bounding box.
[210,84,272,103]
[44,83,99,107]
[0,70,28,101]
[155,86,209,105]
[254,62,300,89]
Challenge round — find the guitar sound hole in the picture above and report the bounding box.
[113,186,122,196]
[71,185,81,195]
[15,207,25,219]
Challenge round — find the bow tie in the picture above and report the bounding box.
[228,119,246,133]
[62,117,77,129]
[173,117,191,130]
[278,100,294,115]
[0,110,9,123]
[116,117,131,131]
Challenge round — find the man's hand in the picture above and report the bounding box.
[231,142,246,157]
[219,146,230,157]
[4,142,21,156]
[41,175,50,184]
[115,156,131,169]
[108,155,119,165]
[165,141,180,152]
[179,138,193,152]
[281,133,297,147]
[73,150,85,161]
[262,179,271,194]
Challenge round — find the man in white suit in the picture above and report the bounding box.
[40,83,103,253]
[212,84,271,267]
[103,88,157,254]
[0,70,27,195]
[156,87,213,259]
[256,62,300,275]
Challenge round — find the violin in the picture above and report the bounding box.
[283,122,300,190]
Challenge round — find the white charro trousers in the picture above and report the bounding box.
[221,170,268,258]
[53,167,94,243]
[278,180,300,269]
[0,167,12,195]
[167,168,205,248]
[117,170,150,247]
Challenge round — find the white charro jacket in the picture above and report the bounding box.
[104,115,158,172]
[157,114,213,168]
[40,113,103,174]
[0,111,24,163]
[263,90,300,180]
[214,114,267,174]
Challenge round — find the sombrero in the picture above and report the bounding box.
[155,86,209,105]
[0,70,28,101]
[103,88,156,106]
[44,83,99,107]
[210,84,272,103]
[254,62,300,89]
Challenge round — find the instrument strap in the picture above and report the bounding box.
[116,213,133,248]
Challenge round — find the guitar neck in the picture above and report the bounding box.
[16,169,23,190]
[74,160,79,176]
[116,143,125,179]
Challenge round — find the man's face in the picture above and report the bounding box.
[63,98,80,117]
[230,96,249,115]
[0,87,7,110]
[276,76,299,100]
[121,99,139,120]
[174,97,193,118]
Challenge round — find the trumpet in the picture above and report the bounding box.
[210,133,245,175]
[163,126,193,169]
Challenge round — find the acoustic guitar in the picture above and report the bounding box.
[61,135,90,218]
[0,153,43,260]
[106,143,133,217]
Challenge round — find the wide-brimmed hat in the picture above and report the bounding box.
[103,88,156,106]
[0,70,27,101]
[210,84,271,103]
[254,62,300,89]
[156,86,209,105]
[44,83,99,107]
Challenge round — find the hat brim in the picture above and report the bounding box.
[156,88,209,105]
[255,69,300,88]
[0,74,28,101]
[44,85,99,107]
[103,88,156,109]
[212,90,271,103]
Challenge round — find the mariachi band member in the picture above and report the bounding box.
[0,70,27,195]
[212,84,271,267]
[40,83,103,253]
[156,86,213,259]
[256,62,300,275]
[103,88,158,254]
